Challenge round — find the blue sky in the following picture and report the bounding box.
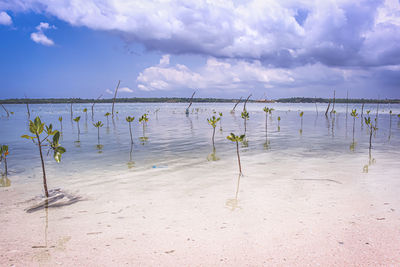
[1,0,400,99]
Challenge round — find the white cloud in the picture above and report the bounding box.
[30,22,55,46]
[4,0,399,67]
[137,55,305,93]
[106,87,133,94]
[0,11,12,25]
[119,87,133,93]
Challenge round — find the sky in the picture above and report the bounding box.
[0,0,400,100]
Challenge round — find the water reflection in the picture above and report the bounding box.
[363,149,376,173]
[225,173,242,211]
[0,174,11,187]
[207,147,220,161]
[127,143,135,168]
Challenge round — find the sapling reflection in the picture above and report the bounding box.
[0,145,9,176]
[126,116,135,144]
[21,117,66,198]
[227,133,245,176]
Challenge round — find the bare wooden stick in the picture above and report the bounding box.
[91,94,103,120]
[330,90,336,114]
[243,94,252,111]
[25,94,31,118]
[231,97,242,112]
[325,99,331,116]
[185,91,196,114]
[112,80,121,117]
[70,100,73,119]
[361,101,364,117]
[314,96,318,115]
[1,104,9,117]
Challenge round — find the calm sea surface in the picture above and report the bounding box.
[0,102,399,191]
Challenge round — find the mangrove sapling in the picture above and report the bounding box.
[126,116,135,144]
[350,109,358,151]
[227,133,245,176]
[0,145,9,176]
[241,110,249,134]
[207,116,220,149]
[83,108,88,122]
[218,112,223,131]
[93,121,104,150]
[73,116,81,142]
[365,116,377,151]
[58,116,63,134]
[397,114,400,128]
[139,114,149,143]
[21,117,66,198]
[104,112,111,131]
[389,110,392,140]
[263,107,272,137]
[299,111,304,134]
[277,116,281,131]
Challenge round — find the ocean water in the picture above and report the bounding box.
[0,102,399,190]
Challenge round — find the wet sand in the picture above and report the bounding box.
[1,152,400,266]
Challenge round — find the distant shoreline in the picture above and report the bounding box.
[0,97,399,104]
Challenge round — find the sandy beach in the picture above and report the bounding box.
[2,150,400,266]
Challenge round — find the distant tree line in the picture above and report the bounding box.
[0,97,238,104]
[0,97,399,104]
[275,97,400,104]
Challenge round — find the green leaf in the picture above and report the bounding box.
[21,134,36,140]
[53,146,66,163]
[52,131,60,145]
[29,120,36,134]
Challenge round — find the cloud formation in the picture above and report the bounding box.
[30,22,55,46]
[137,55,346,93]
[136,54,400,97]
[2,0,399,68]
[0,11,12,25]
[105,87,133,94]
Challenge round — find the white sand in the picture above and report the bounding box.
[1,152,400,266]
